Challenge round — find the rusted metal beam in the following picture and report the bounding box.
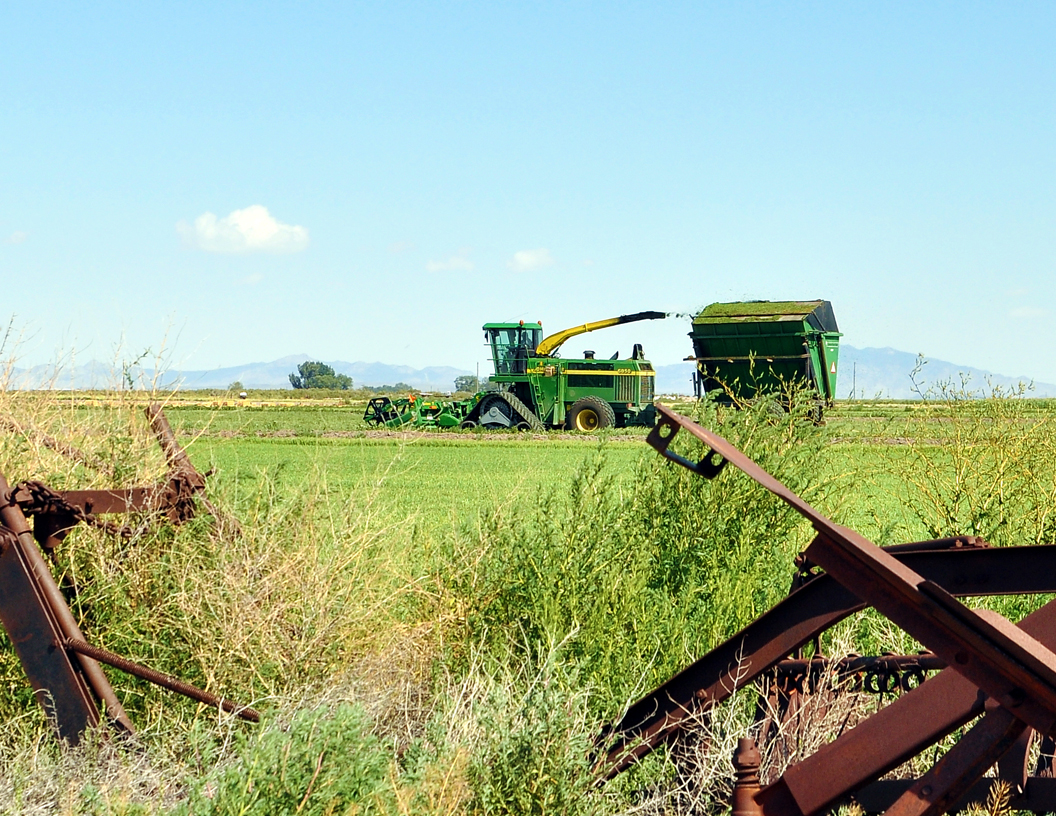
[65,638,259,723]
[0,472,133,737]
[882,705,1026,816]
[0,525,99,742]
[648,407,1056,735]
[58,488,155,515]
[856,777,1056,813]
[598,544,1056,777]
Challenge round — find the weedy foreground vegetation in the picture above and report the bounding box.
[1,379,1056,815]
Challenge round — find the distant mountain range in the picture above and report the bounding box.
[9,347,1056,399]
[654,347,1056,399]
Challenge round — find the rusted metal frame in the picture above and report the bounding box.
[997,725,1032,793]
[754,655,988,815]
[646,407,1056,815]
[883,704,1027,816]
[649,407,1056,736]
[598,544,1056,777]
[754,652,944,760]
[750,572,1056,815]
[0,473,134,736]
[65,638,259,723]
[57,488,155,515]
[856,777,1056,814]
[145,402,213,524]
[11,484,152,553]
[0,525,100,742]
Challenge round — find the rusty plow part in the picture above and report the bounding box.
[597,406,1056,816]
[65,638,259,723]
[0,408,254,743]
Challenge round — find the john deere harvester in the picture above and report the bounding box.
[460,311,665,431]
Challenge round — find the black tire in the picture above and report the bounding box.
[566,396,615,432]
[514,421,531,432]
[460,420,478,430]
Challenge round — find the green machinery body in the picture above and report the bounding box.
[363,311,664,432]
[466,311,663,431]
[689,300,842,404]
[363,393,484,430]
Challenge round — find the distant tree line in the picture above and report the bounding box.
[289,362,353,390]
[453,375,480,393]
[361,382,416,394]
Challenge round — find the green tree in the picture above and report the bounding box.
[454,374,480,393]
[289,361,353,390]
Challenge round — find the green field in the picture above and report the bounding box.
[2,392,1056,814]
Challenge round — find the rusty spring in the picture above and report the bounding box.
[773,653,946,695]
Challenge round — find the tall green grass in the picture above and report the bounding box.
[3,378,1056,813]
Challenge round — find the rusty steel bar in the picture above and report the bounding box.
[0,524,100,742]
[0,473,134,734]
[773,653,946,677]
[0,415,114,477]
[997,727,1033,793]
[598,544,1056,777]
[146,403,203,486]
[145,403,232,528]
[57,488,154,515]
[883,705,1027,816]
[753,585,1056,816]
[856,777,1056,813]
[649,407,1056,737]
[65,638,260,723]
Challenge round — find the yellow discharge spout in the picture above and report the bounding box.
[534,311,667,357]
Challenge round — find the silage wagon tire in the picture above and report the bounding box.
[567,396,615,432]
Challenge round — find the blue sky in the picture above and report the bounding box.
[3,2,1055,382]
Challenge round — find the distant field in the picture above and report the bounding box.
[186,432,651,537]
[157,397,994,545]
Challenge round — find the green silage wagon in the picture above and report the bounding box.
[689,300,842,406]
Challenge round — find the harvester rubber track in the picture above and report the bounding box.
[500,392,545,431]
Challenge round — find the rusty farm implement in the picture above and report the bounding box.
[0,403,256,744]
[597,405,1056,815]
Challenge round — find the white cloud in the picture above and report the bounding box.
[177,205,309,253]
[426,249,474,272]
[1010,306,1047,319]
[507,248,554,272]
[7,231,26,244]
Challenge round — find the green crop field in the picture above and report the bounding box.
[2,389,1056,814]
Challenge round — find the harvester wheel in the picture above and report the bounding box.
[515,421,532,432]
[567,397,615,432]
[460,420,478,430]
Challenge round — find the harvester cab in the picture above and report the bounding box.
[483,322,543,376]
